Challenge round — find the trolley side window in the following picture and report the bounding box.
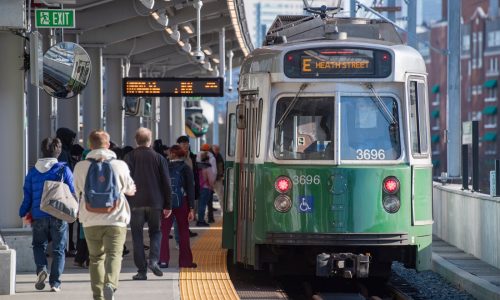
[274,97,334,160]
[228,113,237,157]
[409,80,429,156]
[340,96,401,160]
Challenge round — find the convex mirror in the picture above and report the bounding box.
[43,42,91,99]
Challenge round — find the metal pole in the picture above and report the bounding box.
[387,0,396,22]
[350,0,356,18]
[219,27,226,82]
[228,50,234,91]
[446,1,462,178]
[472,121,479,191]
[461,145,468,190]
[407,0,417,49]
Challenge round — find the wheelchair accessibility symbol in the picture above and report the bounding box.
[298,196,313,213]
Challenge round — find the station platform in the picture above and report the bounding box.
[0,205,238,300]
[432,236,500,300]
[4,217,500,299]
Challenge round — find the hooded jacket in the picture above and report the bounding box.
[19,158,75,220]
[73,148,135,228]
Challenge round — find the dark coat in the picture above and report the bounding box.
[169,160,195,209]
[124,146,172,210]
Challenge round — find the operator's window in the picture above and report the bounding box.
[340,96,401,161]
[274,97,334,160]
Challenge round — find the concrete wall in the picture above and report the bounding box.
[433,183,500,269]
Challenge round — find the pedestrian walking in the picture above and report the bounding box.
[159,145,197,268]
[19,137,75,292]
[56,127,78,256]
[73,130,136,300]
[124,127,172,280]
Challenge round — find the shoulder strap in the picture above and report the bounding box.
[55,165,67,182]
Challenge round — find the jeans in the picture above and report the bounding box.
[32,217,68,288]
[130,207,162,274]
[198,188,213,222]
[84,226,127,300]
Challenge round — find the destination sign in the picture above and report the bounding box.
[284,48,392,78]
[123,77,224,97]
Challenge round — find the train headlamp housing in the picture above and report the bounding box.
[275,176,292,193]
[382,195,401,213]
[382,176,400,214]
[274,195,292,213]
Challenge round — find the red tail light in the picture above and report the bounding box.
[383,177,400,194]
[275,176,292,193]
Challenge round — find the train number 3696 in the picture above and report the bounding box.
[292,175,321,185]
[356,149,385,160]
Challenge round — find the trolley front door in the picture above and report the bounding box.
[222,102,237,250]
[236,91,258,265]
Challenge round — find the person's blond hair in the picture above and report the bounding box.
[135,127,152,147]
[88,130,110,149]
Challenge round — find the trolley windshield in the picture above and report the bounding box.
[340,96,401,161]
[274,97,334,160]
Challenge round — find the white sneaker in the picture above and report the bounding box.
[104,283,115,300]
[50,286,61,292]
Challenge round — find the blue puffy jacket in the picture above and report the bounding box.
[19,161,75,220]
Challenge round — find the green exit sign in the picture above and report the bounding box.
[35,9,75,28]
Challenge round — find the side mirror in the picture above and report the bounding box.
[236,104,246,129]
[42,42,92,99]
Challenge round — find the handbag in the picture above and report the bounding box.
[40,166,78,223]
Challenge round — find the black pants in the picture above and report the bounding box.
[74,222,89,264]
[68,222,75,251]
[130,207,162,274]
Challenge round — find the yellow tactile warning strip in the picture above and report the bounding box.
[180,221,239,300]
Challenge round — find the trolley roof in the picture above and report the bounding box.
[240,15,426,82]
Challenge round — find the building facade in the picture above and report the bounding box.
[425,0,500,191]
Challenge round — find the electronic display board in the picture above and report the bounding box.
[123,77,224,97]
[284,48,392,78]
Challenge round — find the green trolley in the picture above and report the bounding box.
[222,15,433,279]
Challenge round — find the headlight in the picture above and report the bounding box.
[382,195,400,213]
[274,194,292,213]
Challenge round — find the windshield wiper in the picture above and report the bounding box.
[275,83,309,128]
[364,83,398,125]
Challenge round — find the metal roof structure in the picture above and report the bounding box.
[43,0,253,76]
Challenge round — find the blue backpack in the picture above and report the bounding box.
[84,158,120,213]
[169,163,184,209]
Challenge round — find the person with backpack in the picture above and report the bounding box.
[56,127,78,257]
[73,130,136,300]
[19,137,75,292]
[159,144,197,268]
[124,128,173,280]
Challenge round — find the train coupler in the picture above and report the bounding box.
[316,253,370,278]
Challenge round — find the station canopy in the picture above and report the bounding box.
[56,0,253,76]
